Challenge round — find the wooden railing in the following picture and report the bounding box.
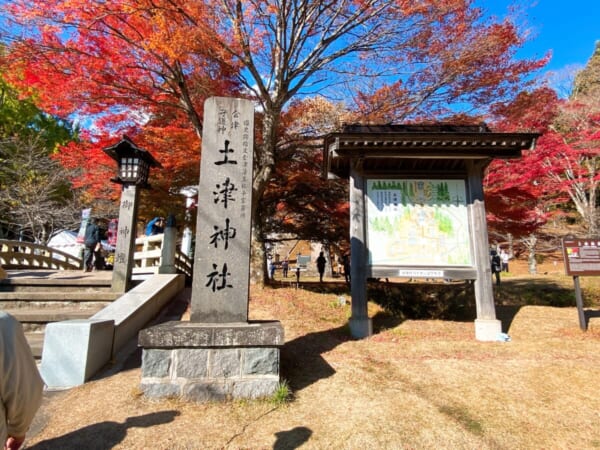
[0,239,82,270]
[0,235,193,278]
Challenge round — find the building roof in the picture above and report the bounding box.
[322,123,540,178]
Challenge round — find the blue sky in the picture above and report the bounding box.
[481,1,599,77]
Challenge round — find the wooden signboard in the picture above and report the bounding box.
[561,236,600,330]
[562,237,600,276]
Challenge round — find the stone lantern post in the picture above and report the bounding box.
[103,136,161,292]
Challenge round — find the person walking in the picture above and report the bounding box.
[316,251,326,283]
[1,311,44,450]
[83,217,101,272]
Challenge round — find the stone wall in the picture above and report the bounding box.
[141,346,280,401]
[139,320,284,401]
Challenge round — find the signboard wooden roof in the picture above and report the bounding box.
[322,123,539,178]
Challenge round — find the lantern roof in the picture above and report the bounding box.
[102,135,162,169]
[323,123,539,178]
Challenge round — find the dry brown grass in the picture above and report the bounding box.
[24,261,600,450]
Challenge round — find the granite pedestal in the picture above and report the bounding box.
[139,320,284,401]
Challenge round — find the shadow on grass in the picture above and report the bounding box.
[27,411,179,450]
[270,279,350,295]
[274,426,313,450]
[495,278,577,307]
[367,280,477,323]
[357,277,585,333]
[494,278,581,332]
[281,324,351,393]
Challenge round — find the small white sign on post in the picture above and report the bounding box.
[398,270,444,278]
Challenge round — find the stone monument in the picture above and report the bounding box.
[139,97,284,401]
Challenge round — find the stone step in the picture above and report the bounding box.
[0,291,120,302]
[0,276,113,292]
[6,307,104,324]
[25,332,44,359]
[11,306,106,356]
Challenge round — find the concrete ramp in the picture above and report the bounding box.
[40,274,185,389]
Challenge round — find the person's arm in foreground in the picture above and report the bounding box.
[1,312,44,450]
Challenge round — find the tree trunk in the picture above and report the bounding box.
[249,106,281,285]
[524,233,537,275]
[250,225,267,285]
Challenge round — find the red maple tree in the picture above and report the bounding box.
[3,1,549,281]
[3,1,240,215]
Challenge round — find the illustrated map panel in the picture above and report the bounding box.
[366,179,472,267]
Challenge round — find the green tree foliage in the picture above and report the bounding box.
[0,76,74,148]
[572,42,600,100]
[0,75,79,242]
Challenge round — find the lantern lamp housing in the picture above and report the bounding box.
[103,136,162,187]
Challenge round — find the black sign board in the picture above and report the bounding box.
[562,237,600,276]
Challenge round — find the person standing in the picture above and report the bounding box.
[1,311,44,450]
[500,249,510,272]
[83,217,101,272]
[316,251,327,283]
[342,253,351,284]
[490,249,501,285]
[145,217,165,236]
[281,259,289,278]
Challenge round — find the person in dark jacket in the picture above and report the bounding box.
[490,249,501,285]
[83,218,101,272]
[316,251,327,283]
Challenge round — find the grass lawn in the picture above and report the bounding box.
[26,256,600,449]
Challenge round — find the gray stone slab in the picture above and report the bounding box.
[140,382,181,399]
[209,348,241,378]
[93,274,184,353]
[40,319,114,388]
[191,97,255,323]
[138,320,284,348]
[141,349,172,378]
[182,382,229,402]
[232,379,279,399]
[174,348,209,378]
[243,348,279,375]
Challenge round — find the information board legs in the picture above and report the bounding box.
[573,276,587,331]
[349,165,372,339]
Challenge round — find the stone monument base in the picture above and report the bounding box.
[138,320,284,401]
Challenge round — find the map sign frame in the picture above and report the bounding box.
[562,237,600,276]
[366,178,473,268]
